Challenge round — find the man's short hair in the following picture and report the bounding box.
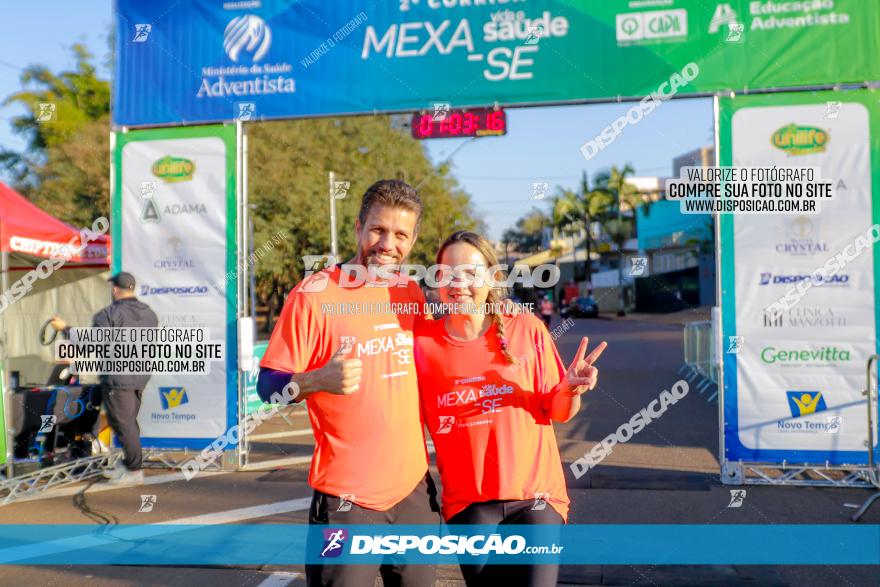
[357,180,422,229]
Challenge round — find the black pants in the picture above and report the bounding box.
[103,387,143,471]
[448,499,563,587]
[306,473,442,587]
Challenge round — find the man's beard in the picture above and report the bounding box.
[357,247,408,284]
[361,247,403,267]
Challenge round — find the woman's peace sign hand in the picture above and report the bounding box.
[565,337,607,395]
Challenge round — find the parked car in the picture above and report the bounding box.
[561,296,599,319]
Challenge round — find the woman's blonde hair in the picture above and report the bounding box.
[436,230,517,365]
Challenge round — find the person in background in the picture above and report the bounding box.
[539,294,554,328]
[50,271,158,485]
[415,231,607,587]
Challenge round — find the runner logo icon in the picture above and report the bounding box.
[436,416,456,434]
[320,529,348,558]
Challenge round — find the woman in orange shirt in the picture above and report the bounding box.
[414,231,606,587]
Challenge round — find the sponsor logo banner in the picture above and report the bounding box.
[720,90,879,464]
[786,391,826,417]
[117,126,236,445]
[152,156,195,183]
[114,1,880,126]
[159,386,189,410]
[771,124,829,155]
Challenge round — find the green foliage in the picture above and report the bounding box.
[552,189,587,234]
[506,166,653,286]
[1,50,482,329]
[549,171,615,282]
[34,115,111,227]
[501,208,549,253]
[247,115,481,310]
[1,44,110,189]
[553,172,614,233]
[593,163,651,245]
[590,164,650,314]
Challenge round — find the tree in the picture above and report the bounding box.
[592,164,652,315]
[551,172,615,284]
[501,208,549,254]
[1,44,110,194]
[579,171,616,284]
[551,189,582,274]
[1,50,482,332]
[414,158,486,264]
[247,115,482,331]
[33,116,111,227]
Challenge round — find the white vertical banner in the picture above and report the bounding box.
[114,126,238,447]
[720,91,879,464]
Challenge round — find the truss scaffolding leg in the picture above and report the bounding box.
[0,452,122,506]
[851,491,880,522]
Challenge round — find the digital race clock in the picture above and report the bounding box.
[411,107,507,139]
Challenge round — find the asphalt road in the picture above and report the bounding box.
[0,315,877,586]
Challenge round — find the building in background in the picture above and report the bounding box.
[673,145,715,176]
[502,145,717,314]
[633,145,716,312]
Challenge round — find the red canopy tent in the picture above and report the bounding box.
[0,183,113,439]
[0,182,110,266]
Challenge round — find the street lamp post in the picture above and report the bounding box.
[328,171,338,259]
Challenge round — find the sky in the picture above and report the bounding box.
[422,99,712,240]
[0,1,713,242]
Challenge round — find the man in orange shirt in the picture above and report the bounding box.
[257,180,440,587]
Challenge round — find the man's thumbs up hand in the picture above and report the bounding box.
[315,342,362,395]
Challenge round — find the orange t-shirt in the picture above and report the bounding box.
[261,265,429,511]
[414,313,570,521]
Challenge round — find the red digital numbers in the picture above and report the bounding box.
[418,114,432,137]
[411,108,506,140]
[463,113,476,134]
[488,111,504,131]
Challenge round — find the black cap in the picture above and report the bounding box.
[108,271,136,290]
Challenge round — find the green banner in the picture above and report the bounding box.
[115,0,880,127]
[573,0,880,96]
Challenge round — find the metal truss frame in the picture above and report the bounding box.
[721,460,875,488]
[0,451,122,505]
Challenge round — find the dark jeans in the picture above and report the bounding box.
[103,387,143,471]
[306,473,442,587]
[449,499,563,587]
